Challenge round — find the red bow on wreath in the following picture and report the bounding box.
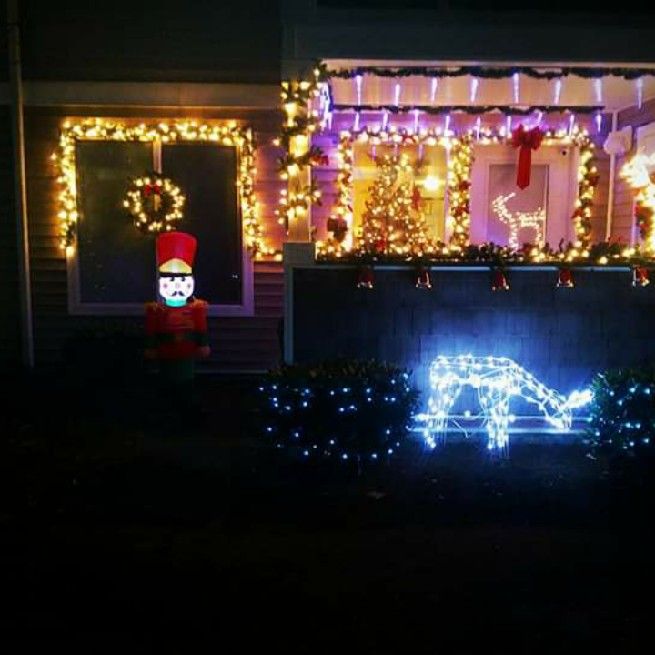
[144,184,162,197]
[511,125,543,190]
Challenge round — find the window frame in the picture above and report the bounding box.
[322,128,596,253]
[469,144,578,247]
[60,119,258,317]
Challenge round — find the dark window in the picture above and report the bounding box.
[76,141,154,304]
[162,144,242,305]
[75,140,242,307]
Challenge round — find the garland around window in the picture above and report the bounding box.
[318,125,598,261]
[55,119,274,258]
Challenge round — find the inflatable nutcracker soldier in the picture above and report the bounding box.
[145,231,210,386]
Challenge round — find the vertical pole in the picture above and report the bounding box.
[152,137,162,174]
[7,0,34,368]
[152,138,162,300]
[605,111,618,241]
[285,87,311,242]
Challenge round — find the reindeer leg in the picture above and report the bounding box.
[485,387,511,456]
[428,381,460,446]
[509,224,519,251]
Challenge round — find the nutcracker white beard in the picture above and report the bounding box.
[159,274,195,307]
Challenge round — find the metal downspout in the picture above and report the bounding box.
[6,0,34,368]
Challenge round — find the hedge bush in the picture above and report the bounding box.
[257,359,419,461]
[588,366,655,456]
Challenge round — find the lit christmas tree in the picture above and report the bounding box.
[356,152,433,257]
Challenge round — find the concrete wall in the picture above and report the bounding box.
[292,266,655,395]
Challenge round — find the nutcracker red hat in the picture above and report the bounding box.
[156,231,197,274]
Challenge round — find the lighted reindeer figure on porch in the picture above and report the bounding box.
[424,355,591,453]
[491,192,546,251]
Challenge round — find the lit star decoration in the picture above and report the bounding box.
[621,153,655,254]
[123,174,185,234]
[419,355,592,453]
[54,119,273,257]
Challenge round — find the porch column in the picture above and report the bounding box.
[284,87,312,242]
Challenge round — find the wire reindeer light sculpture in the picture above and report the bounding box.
[422,355,591,454]
[491,192,546,251]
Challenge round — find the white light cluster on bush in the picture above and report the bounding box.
[259,373,411,462]
[421,355,592,452]
[591,378,655,451]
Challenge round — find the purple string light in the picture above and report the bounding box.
[430,78,438,103]
[470,77,479,103]
[355,75,363,106]
[554,78,562,105]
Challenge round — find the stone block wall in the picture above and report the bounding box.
[292,266,655,396]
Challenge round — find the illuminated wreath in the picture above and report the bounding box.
[123,173,186,234]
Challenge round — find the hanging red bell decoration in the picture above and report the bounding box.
[356,265,374,289]
[632,266,650,287]
[556,268,575,288]
[511,125,543,190]
[491,269,510,291]
[416,266,432,290]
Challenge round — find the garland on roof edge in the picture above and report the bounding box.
[323,65,655,81]
[333,104,603,116]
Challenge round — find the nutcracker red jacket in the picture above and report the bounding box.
[145,299,209,360]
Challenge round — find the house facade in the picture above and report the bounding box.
[1,1,285,372]
[4,0,655,379]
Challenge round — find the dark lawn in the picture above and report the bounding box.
[0,373,652,651]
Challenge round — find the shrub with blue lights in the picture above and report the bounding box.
[258,359,419,461]
[588,367,655,455]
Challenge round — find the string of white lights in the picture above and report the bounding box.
[420,355,592,453]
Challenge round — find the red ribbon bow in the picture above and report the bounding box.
[511,125,543,190]
[144,184,161,197]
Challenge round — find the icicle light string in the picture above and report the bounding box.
[430,77,439,103]
[554,78,562,105]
